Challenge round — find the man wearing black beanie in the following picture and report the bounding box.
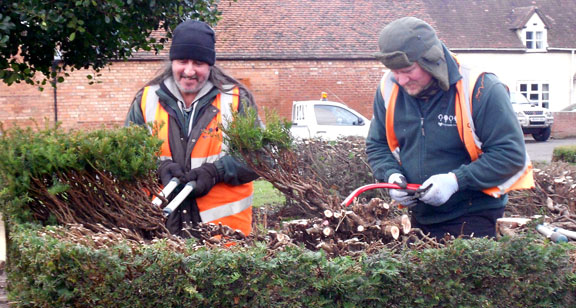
[125,20,260,238]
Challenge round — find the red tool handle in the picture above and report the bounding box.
[341,183,421,207]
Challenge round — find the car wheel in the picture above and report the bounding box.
[532,127,551,142]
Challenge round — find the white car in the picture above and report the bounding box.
[290,95,370,140]
[510,91,554,142]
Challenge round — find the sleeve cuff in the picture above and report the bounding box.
[452,169,468,191]
[213,160,226,181]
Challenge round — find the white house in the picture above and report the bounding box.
[450,6,576,110]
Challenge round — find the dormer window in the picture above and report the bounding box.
[517,10,548,51]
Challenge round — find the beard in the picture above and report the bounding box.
[174,72,209,94]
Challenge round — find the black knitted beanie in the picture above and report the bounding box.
[169,20,215,65]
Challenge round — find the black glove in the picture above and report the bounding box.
[182,163,222,198]
[157,160,185,186]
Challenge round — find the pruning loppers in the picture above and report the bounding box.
[152,177,196,217]
[341,183,430,207]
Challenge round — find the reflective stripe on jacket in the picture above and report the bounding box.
[380,64,534,198]
[140,85,253,235]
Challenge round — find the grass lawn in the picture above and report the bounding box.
[253,179,285,208]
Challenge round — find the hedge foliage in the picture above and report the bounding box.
[0,123,160,188]
[7,223,575,308]
[2,125,575,307]
[553,145,576,164]
[0,124,162,224]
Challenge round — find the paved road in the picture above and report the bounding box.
[524,136,576,162]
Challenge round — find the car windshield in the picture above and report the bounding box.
[314,105,360,126]
[510,92,532,105]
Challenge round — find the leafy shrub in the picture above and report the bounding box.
[0,124,166,238]
[553,145,576,164]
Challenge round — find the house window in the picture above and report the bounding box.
[525,31,544,49]
[519,83,550,108]
[518,12,547,51]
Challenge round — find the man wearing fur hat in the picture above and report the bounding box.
[367,17,533,240]
[125,20,259,237]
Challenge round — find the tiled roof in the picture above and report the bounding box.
[422,0,575,49]
[213,0,576,59]
[214,0,434,59]
[508,6,538,30]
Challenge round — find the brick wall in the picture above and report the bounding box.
[0,60,164,130]
[551,112,576,139]
[0,59,385,130]
[218,59,385,120]
[2,59,576,140]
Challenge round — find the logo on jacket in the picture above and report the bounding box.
[437,113,457,127]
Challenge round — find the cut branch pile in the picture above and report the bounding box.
[45,224,183,251]
[506,162,576,233]
[237,145,342,217]
[273,199,412,256]
[39,155,576,256]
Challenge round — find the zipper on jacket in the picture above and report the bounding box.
[420,118,425,136]
[419,116,425,183]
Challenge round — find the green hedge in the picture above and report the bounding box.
[0,124,162,225]
[2,125,575,307]
[7,223,575,308]
[553,145,576,164]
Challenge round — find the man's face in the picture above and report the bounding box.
[172,59,211,94]
[391,62,433,96]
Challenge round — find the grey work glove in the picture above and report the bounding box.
[182,163,222,198]
[388,173,418,208]
[158,160,185,186]
[419,173,459,206]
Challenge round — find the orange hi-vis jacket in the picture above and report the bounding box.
[140,85,253,235]
[380,64,534,198]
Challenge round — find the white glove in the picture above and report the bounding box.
[419,173,459,206]
[388,173,417,208]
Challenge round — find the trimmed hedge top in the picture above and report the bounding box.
[8,223,576,307]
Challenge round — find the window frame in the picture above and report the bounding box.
[518,82,550,109]
[525,30,544,50]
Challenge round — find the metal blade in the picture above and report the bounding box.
[163,181,196,217]
[152,177,180,207]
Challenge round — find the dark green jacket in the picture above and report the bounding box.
[366,46,526,225]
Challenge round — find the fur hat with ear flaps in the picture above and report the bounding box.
[375,17,449,91]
